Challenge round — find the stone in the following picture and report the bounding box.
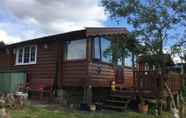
[0,108,11,118]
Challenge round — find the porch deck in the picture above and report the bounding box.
[116,71,183,98]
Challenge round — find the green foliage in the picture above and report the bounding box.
[102,0,186,55]
[139,96,145,104]
[103,34,143,66]
[0,41,5,48]
[171,44,186,63]
[148,103,157,115]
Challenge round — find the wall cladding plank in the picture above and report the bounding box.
[88,63,115,87]
[63,61,88,87]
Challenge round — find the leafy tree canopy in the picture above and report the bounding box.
[102,0,186,55]
[0,41,5,48]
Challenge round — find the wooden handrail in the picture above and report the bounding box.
[134,71,182,94]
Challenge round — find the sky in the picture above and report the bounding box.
[0,0,178,44]
[0,0,183,62]
[0,0,109,44]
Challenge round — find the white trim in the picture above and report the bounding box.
[15,45,37,65]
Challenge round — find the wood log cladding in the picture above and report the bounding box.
[63,61,88,87]
[123,68,134,88]
[1,42,58,82]
[88,63,115,87]
[0,52,9,70]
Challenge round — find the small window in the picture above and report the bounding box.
[65,39,86,60]
[16,45,37,65]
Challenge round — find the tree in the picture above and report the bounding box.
[102,0,186,56]
[0,41,5,48]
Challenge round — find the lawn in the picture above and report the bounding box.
[10,106,173,118]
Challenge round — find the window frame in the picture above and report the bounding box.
[16,45,37,65]
[64,39,87,61]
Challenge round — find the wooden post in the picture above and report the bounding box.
[132,52,136,89]
[83,37,93,105]
[157,98,163,115]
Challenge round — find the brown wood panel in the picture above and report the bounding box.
[90,79,111,87]
[88,63,115,87]
[63,61,88,87]
[123,68,133,89]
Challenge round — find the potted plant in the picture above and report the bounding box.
[138,96,148,113]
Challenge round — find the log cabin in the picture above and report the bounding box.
[0,27,134,103]
[0,27,183,108]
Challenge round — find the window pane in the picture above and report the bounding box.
[94,37,100,59]
[18,49,23,63]
[24,47,30,63]
[125,54,132,67]
[101,37,112,63]
[30,47,36,62]
[66,39,86,60]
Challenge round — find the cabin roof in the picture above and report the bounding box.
[1,27,128,49]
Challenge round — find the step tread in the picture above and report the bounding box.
[103,104,127,110]
[105,99,130,104]
[110,94,132,99]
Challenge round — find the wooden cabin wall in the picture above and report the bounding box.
[1,41,58,84]
[0,50,10,70]
[123,68,134,88]
[88,63,115,87]
[63,61,88,87]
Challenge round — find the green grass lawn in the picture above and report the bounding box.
[10,106,172,118]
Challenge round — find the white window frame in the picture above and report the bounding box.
[16,45,37,65]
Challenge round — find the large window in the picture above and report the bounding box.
[94,37,112,63]
[65,39,86,60]
[16,45,37,65]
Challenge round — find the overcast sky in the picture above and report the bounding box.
[0,0,115,44]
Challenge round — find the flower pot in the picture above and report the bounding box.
[138,104,148,113]
[90,104,96,111]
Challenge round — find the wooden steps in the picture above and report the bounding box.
[98,89,156,111]
[103,105,127,111]
[115,90,155,97]
[101,92,132,112]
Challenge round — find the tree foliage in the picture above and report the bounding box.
[102,0,186,55]
[0,41,5,48]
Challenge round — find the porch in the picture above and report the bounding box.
[115,70,183,97]
[96,70,183,111]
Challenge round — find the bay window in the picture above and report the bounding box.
[16,45,37,65]
[65,39,86,60]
